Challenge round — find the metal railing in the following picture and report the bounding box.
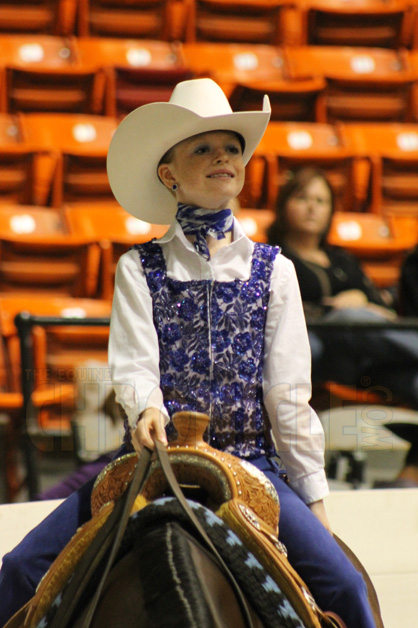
[15,312,110,500]
[12,312,418,500]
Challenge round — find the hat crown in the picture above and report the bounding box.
[169,78,233,118]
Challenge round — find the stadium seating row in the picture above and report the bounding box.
[2,36,418,126]
[0,112,117,206]
[0,198,414,302]
[249,121,418,217]
[1,113,418,221]
[3,0,418,50]
[0,202,275,298]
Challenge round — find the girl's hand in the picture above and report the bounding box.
[323,289,368,310]
[131,407,168,452]
[308,499,333,534]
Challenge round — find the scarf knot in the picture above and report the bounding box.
[176,203,233,260]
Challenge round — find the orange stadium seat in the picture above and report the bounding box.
[228,76,327,123]
[186,0,288,45]
[75,36,188,71]
[59,157,113,209]
[235,207,275,243]
[51,150,114,206]
[0,35,106,115]
[342,123,418,218]
[0,0,77,36]
[105,65,194,117]
[0,31,78,52]
[335,122,418,285]
[74,37,194,116]
[19,112,118,205]
[0,113,52,206]
[405,48,418,118]
[4,65,106,114]
[410,2,418,49]
[302,0,411,49]
[0,34,77,72]
[327,211,418,287]
[183,42,290,97]
[19,112,117,151]
[18,113,117,206]
[64,202,170,298]
[0,204,68,236]
[64,201,169,245]
[0,293,111,398]
[286,46,418,123]
[0,147,38,204]
[328,211,418,256]
[0,230,101,297]
[77,0,187,41]
[248,121,366,212]
[0,234,101,297]
[373,153,418,218]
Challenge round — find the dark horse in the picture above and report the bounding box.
[8,413,384,628]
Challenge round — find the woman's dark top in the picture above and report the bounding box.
[279,244,386,317]
[400,246,418,316]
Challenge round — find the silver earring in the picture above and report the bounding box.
[172,183,178,191]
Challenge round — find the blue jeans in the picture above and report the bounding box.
[0,475,96,626]
[0,455,376,628]
[251,457,376,628]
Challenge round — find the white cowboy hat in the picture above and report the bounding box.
[106,78,271,224]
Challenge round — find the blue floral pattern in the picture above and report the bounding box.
[135,241,280,459]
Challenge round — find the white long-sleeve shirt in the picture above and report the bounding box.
[109,218,329,504]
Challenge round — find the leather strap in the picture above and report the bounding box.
[39,442,254,628]
[3,602,30,628]
[80,441,254,628]
[154,439,255,628]
[49,447,153,628]
[82,446,153,627]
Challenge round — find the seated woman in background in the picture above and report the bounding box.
[266,166,393,321]
[266,166,418,409]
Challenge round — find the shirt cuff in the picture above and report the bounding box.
[288,469,329,504]
[114,384,170,429]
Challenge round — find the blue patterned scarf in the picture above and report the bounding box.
[176,203,234,260]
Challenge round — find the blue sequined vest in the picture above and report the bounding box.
[136,240,280,459]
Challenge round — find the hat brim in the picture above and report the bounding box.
[107,102,270,224]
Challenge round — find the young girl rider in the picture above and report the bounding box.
[107,78,376,628]
[0,78,376,628]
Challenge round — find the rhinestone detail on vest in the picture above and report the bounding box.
[133,240,279,459]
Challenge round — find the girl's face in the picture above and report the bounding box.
[284,177,332,237]
[158,131,245,210]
